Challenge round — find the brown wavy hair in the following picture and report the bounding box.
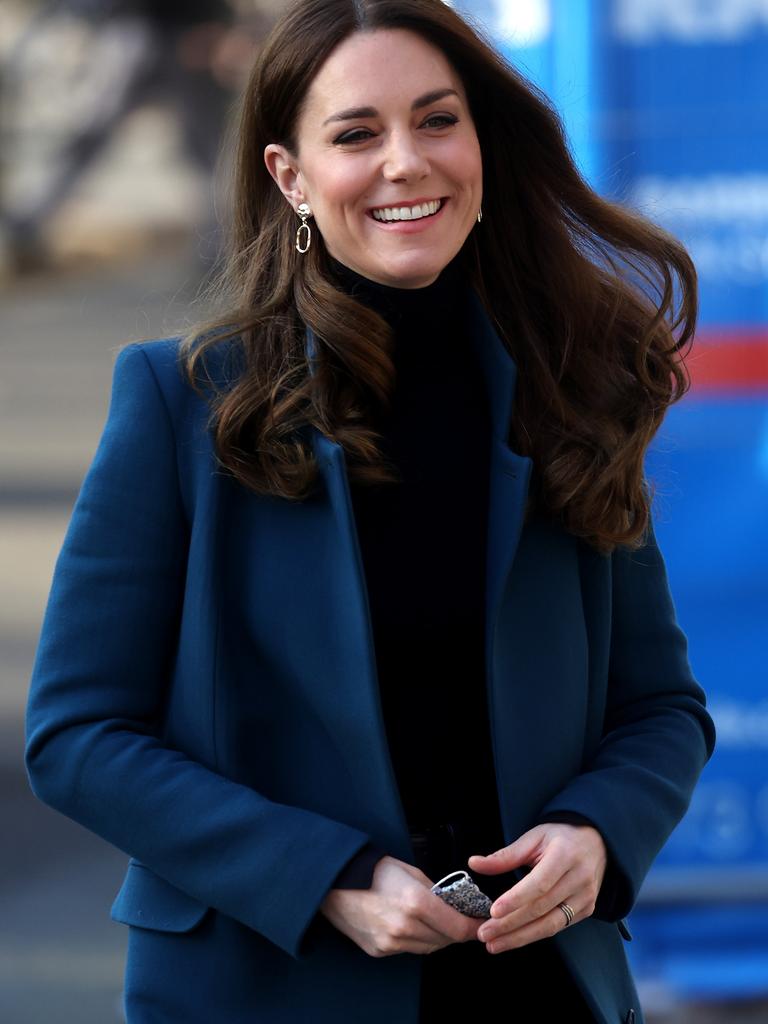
[176,0,697,556]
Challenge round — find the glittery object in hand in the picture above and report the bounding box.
[430,870,492,919]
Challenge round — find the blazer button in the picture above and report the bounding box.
[625,1010,635,1024]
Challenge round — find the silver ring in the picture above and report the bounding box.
[558,902,575,927]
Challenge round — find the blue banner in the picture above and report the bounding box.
[456,0,768,1000]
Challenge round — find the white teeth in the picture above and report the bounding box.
[371,199,442,222]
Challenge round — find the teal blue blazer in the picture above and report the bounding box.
[25,286,715,1023]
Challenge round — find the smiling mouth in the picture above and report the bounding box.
[367,197,448,221]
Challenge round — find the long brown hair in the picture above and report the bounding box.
[176,0,697,556]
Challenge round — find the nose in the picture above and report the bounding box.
[382,129,430,181]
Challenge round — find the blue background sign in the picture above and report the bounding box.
[455,0,768,1001]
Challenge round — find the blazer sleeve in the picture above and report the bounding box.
[327,842,388,889]
[535,513,716,921]
[24,343,375,962]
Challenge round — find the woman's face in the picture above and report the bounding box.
[264,28,483,289]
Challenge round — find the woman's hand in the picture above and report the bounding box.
[319,855,483,957]
[468,822,608,954]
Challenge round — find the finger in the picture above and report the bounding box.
[371,897,456,955]
[467,829,542,875]
[422,890,480,943]
[375,926,450,956]
[482,899,583,954]
[385,905,473,955]
[400,918,455,950]
[395,885,477,946]
[478,866,580,942]
[487,850,571,919]
[390,867,483,944]
[489,862,579,924]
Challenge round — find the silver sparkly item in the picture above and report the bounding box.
[431,870,492,919]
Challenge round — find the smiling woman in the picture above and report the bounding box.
[24,1,714,1023]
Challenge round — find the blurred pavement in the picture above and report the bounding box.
[1,249,213,1023]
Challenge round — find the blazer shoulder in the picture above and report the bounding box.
[122,334,243,398]
[105,339,196,441]
[118,337,184,391]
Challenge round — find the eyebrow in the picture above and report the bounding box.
[321,88,460,127]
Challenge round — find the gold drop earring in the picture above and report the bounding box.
[295,203,312,253]
[477,206,483,223]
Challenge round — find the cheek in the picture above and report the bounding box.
[320,163,370,209]
[302,160,364,225]
[467,147,483,188]
[445,139,482,188]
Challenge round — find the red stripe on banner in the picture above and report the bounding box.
[686,329,768,393]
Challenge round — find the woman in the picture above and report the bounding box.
[24,1,716,1022]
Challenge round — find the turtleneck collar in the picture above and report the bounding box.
[327,252,468,333]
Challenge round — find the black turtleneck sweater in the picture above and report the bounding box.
[322,254,621,922]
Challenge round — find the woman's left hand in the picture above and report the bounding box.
[467,822,608,953]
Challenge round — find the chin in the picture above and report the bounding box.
[383,253,447,278]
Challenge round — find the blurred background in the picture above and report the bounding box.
[2,0,766,1021]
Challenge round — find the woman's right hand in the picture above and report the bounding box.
[319,855,483,957]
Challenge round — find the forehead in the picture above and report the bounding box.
[302,28,464,118]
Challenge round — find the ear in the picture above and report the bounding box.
[264,143,307,212]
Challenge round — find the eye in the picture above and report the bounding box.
[333,114,458,146]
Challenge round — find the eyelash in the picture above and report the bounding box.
[333,114,458,145]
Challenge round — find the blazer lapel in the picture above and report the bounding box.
[462,287,534,649]
[304,285,533,856]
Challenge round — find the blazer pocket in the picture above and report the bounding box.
[110,859,212,933]
[617,917,632,941]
